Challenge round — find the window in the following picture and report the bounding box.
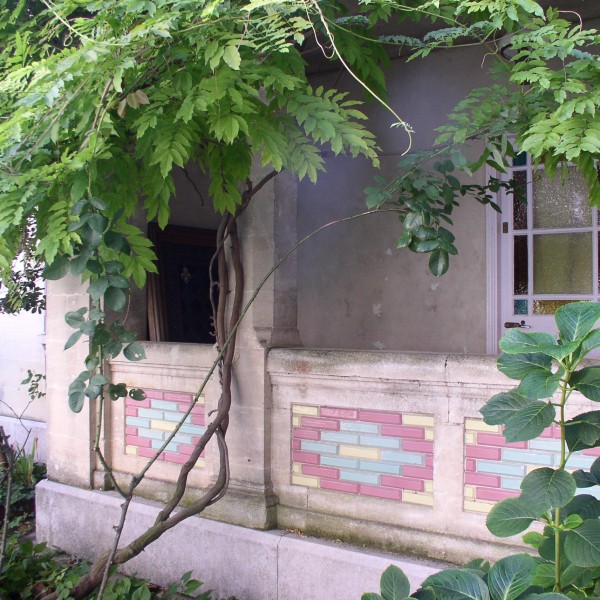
[495,153,600,345]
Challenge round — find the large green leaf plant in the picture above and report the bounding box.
[364,301,600,599]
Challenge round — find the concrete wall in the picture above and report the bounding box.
[297,46,493,353]
[0,310,46,460]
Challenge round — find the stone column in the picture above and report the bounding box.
[204,168,300,529]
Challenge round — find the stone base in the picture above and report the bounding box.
[36,480,443,600]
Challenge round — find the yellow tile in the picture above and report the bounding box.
[339,445,380,460]
[465,419,499,433]
[292,475,319,488]
[465,432,476,445]
[403,492,434,506]
[193,459,206,470]
[152,420,176,432]
[464,500,493,514]
[125,445,137,456]
[194,396,205,406]
[464,485,476,499]
[292,405,319,416]
[292,416,301,427]
[424,481,433,493]
[403,414,434,427]
[527,464,541,474]
[292,463,302,474]
[424,428,434,441]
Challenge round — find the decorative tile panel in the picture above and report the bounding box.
[464,419,600,513]
[291,405,434,506]
[125,389,206,468]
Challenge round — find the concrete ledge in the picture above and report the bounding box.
[36,480,443,600]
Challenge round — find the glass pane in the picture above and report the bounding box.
[514,300,528,315]
[512,171,527,230]
[512,152,527,167]
[533,233,592,294]
[533,167,591,229]
[514,236,528,295]
[533,300,577,315]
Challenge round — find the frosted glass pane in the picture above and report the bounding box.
[513,152,527,167]
[533,167,591,229]
[533,233,592,294]
[512,171,527,230]
[533,300,576,315]
[514,236,528,295]
[514,300,528,315]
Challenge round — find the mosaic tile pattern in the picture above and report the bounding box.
[291,405,434,506]
[125,389,206,467]
[464,419,600,513]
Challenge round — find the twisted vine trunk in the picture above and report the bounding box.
[42,175,274,600]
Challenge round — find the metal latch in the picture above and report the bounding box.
[504,320,531,329]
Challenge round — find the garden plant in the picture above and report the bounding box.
[364,301,600,600]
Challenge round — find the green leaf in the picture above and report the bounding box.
[563,514,584,529]
[421,569,489,600]
[486,498,537,537]
[519,468,576,514]
[571,367,600,401]
[361,595,384,600]
[87,213,108,234]
[582,329,600,355]
[129,388,147,401]
[64,330,82,350]
[43,255,70,280]
[517,368,561,400]
[380,565,410,600]
[88,278,109,301]
[104,339,123,359]
[104,231,127,252]
[487,553,536,600]
[499,330,558,355]
[504,402,556,443]
[65,307,87,328]
[107,274,130,289]
[556,301,600,343]
[481,391,532,426]
[428,249,449,277]
[123,342,146,362]
[223,45,241,70]
[565,412,600,452]
[69,391,85,413]
[564,494,600,521]
[564,519,600,567]
[105,287,127,312]
[572,470,598,488]
[108,383,127,400]
[531,562,555,588]
[497,353,552,380]
[90,374,108,386]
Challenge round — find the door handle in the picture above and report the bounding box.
[504,320,531,329]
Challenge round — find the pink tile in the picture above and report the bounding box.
[381,425,424,439]
[179,444,198,456]
[320,480,359,494]
[192,415,205,426]
[301,465,339,480]
[360,485,401,500]
[477,433,527,449]
[425,455,434,467]
[125,407,138,417]
[138,448,164,460]
[164,452,188,465]
[403,466,433,480]
[164,391,194,402]
[359,410,402,425]
[403,440,434,453]
[293,439,301,450]
[322,407,358,420]
[540,427,555,438]
[126,435,151,448]
[466,446,502,460]
[301,417,340,431]
[125,426,138,436]
[191,404,204,415]
[466,458,476,472]
[126,397,151,408]
[381,476,424,491]
[553,427,562,439]
[583,447,600,456]
[293,427,321,441]
[476,488,519,501]
[293,451,320,465]
[465,473,501,488]
[143,389,164,400]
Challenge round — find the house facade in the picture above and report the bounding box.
[33,13,600,600]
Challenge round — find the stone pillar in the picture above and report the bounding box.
[45,275,95,488]
[204,168,300,529]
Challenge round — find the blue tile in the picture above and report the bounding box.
[151,439,179,452]
[502,449,553,466]
[340,422,379,434]
[163,412,192,423]
[360,435,400,449]
[381,450,424,465]
[138,408,165,420]
[151,399,181,411]
[172,433,193,445]
[359,461,401,475]
[321,431,359,445]
[137,429,164,440]
[340,470,379,485]
[566,455,596,469]
[179,424,205,435]
[501,477,522,491]
[126,417,151,428]
[529,439,562,452]
[477,461,525,477]
[321,456,358,469]
[301,441,338,455]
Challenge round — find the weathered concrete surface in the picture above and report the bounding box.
[36,480,443,600]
